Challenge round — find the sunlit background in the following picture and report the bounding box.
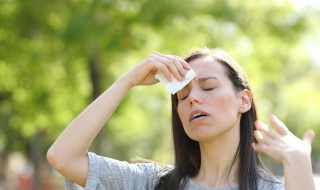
[0,0,320,189]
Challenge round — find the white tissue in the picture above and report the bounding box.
[155,69,197,95]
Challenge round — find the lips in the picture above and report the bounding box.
[189,109,209,122]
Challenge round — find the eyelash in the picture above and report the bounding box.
[179,88,215,100]
[181,96,188,101]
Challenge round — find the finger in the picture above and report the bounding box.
[153,52,191,70]
[151,53,184,81]
[157,64,173,82]
[252,142,269,153]
[172,57,187,77]
[303,129,315,146]
[269,114,289,136]
[254,130,272,145]
[255,121,277,139]
[147,58,172,81]
[176,56,191,70]
[153,53,189,77]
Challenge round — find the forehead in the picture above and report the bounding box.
[188,56,227,78]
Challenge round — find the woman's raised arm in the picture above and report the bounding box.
[46,52,190,187]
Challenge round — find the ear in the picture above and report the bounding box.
[238,89,252,113]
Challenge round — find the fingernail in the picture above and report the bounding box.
[271,114,277,120]
[184,71,187,76]
[256,131,263,139]
[260,124,269,132]
[309,130,315,137]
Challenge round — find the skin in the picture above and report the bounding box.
[253,115,316,190]
[47,52,315,189]
[176,56,252,188]
[47,52,191,187]
[177,56,250,142]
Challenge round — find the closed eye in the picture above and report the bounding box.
[181,94,189,100]
[204,88,215,91]
[178,92,189,101]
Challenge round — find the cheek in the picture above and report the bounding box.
[214,93,239,115]
[177,103,187,123]
[216,95,231,107]
[177,104,183,118]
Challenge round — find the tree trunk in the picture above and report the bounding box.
[88,47,104,154]
[30,131,44,190]
[0,153,6,183]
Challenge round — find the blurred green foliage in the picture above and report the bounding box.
[0,0,319,170]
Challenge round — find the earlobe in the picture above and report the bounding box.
[239,89,252,113]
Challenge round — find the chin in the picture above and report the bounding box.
[187,131,219,142]
[186,127,234,143]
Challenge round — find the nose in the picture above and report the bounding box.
[188,88,202,106]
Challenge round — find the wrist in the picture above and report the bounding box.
[282,150,311,167]
[282,150,315,190]
[116,74,135,90]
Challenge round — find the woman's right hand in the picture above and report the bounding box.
[47,51,191,188]
[121,52,191,87]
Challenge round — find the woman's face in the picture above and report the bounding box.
[177,56,244,142]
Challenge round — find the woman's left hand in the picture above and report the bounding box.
[252,114,315,163]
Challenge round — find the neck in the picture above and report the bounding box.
[192,124,240,189]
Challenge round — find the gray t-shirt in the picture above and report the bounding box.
[65,152,284,190]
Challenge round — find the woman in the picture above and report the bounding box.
[47,48,316,190]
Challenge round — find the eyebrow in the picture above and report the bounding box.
[182,76,219,90]
[198,76,219,81]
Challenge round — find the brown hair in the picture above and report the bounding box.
[155,48,274,190]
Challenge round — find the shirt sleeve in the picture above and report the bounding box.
[257,172,284,190]
[273,182,285,190]
[65,152,161,190]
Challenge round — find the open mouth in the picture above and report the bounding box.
[192,113,207,120]
[189,110,209,122]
